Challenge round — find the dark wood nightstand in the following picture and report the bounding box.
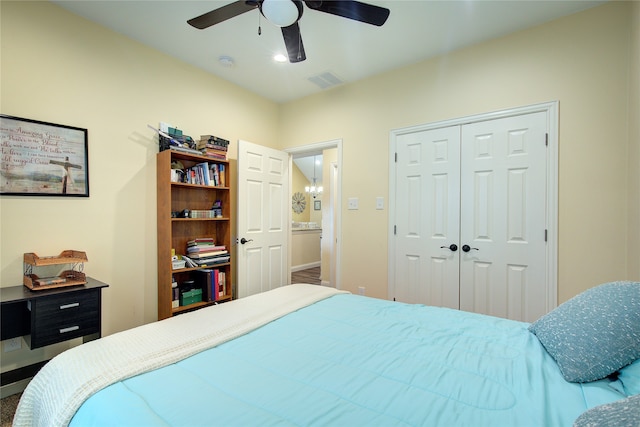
[0,277,108,384]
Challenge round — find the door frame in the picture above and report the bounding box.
[286,139,343,290]
[388,101,558,313]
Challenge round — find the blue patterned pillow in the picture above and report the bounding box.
[573,394,640,427]
[529,281,640,383]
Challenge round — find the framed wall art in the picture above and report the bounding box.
[314,200,321,210]
[1,115,89,197]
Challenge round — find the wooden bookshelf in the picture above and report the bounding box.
[157,149,233,320]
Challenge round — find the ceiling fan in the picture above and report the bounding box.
[187,0,390,63]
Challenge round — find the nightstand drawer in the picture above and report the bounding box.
[29,289,101,348]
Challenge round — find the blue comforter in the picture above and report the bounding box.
[71,294,624,426]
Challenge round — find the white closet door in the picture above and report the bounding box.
[459,112,548,322]
[394,126,460,308]
[392,109,551,322]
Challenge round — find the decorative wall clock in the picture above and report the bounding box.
[292,192,306,214]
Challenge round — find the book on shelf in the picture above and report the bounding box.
[195,268,219,301]
[218,270,226,298]
[198,134,229,160]
[187,250,228,259]
[198,135,229,149]
[218,164,226,187]
[196,162,211,186]
[211,164,220,186]
[189,210,218,219]
[170,146,202,156]
[187,237,215,246]
[187,245,226,253]
[192,255,230,266]
[201,149,227,161]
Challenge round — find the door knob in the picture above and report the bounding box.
[440,244,458,252]
[239,238,253,245]
[462,244,479,252]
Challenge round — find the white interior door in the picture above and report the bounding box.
[394,126,460,308]
[459,112,548,322]
[391,105,555,322]
[237,140,290,298]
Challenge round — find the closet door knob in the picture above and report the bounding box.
[239,238,253,245]
[462,245,479,252]
[440,244,458,252]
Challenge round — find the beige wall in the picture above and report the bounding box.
[279,1,639,301]
[629,2,640,280]
[0,1,279,371]
[1,1,638,376]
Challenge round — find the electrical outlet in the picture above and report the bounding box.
[4,337,22,352]
[376,197,384,210]
[358,286,365,296]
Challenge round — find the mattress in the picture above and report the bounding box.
[65,288,623,426]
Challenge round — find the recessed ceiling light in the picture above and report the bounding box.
[273,54,288,63]
[218,55,235,67]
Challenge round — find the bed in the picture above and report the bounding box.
[13,282,640,427]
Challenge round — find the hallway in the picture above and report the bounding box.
[291,267,321,285]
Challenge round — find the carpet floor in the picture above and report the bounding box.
[1,393,20,427]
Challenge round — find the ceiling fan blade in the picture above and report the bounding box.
[281,23,306,63]
[304,1,389,26]
[188,1,258,30]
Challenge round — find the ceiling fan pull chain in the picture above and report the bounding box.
[258,9,262,35]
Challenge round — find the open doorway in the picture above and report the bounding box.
[286,140,342,289]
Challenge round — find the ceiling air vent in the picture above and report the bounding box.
[307,71,344,90]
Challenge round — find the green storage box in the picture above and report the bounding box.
[168,127,182,137]
[180,288,202,306]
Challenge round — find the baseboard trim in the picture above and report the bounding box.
[1,360,47,389]
[291,262,320,272]
[1,378,30,398]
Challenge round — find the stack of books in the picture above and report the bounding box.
[169,161,225,187]
[198,135,229,160]
[196,268,227,301]
[184,238,229,267]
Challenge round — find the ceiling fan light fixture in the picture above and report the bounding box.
[260,0,303,27]
[273,53,288,63]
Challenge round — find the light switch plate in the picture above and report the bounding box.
[376,197,384,210]
[348,197,359,210]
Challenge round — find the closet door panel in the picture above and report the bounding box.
[459,112,547,322]
[394,126,460,308]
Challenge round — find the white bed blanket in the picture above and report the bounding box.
[13,284,346,427]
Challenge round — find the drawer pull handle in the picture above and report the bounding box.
[60,326,80,334]
[60,303,80,310]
